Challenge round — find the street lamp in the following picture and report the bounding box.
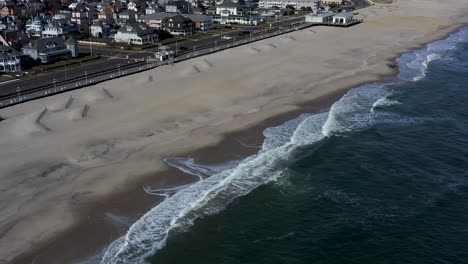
[85,71,88,84]
[16,87,20,101]
[53,78,56,91]
[64,55,68,79]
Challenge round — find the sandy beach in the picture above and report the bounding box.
[1,1,468,263]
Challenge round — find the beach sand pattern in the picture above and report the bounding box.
[1,1,468,263]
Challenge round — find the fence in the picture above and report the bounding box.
[0,21,311,109]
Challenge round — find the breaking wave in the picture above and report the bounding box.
[397,27,467,81]
[100,27,468,264]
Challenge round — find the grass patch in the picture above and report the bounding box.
[33,55,101,72]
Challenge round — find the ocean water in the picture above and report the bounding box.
[101,27,468,264]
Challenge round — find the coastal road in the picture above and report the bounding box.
[0,16,306,100]
[0,58,142,98]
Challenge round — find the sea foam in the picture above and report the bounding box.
[100,27,468,264]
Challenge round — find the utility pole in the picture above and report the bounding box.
[85,71,88,84]
[16,87,20,101]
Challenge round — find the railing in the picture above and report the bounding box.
[0,21,312,109]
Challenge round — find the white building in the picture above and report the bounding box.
[332,11,354,24]
[0,45,20,73]
[114,22,158,45]
[26,16,45,37]
[42,20,76,38]
[305,11,335,23]
[53,11,72,21]
[207,1,263,25]
[258,0,320,9]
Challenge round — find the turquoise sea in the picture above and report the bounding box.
[100,27,468,264]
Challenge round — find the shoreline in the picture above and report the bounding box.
[10,22,468,264]
[3,2,468,263]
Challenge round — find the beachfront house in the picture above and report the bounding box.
[207,1,263,25]
[114,22,158,45]
[186,14,213,31]
[22,36,79,64]
[0,45,21,73]
[162,14,193,35]
[144,13,212,31]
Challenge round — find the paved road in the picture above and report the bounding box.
[0,16,305,99]
[0,57,141,97]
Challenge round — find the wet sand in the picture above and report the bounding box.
[2,1,468,263]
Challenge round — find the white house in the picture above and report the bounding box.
[207,1,263,25]
[42,20,77,38]
[114,22,158,45]
[53,11,72,21]
[25,16,45,37]
[91,21,112,38]
[0,45,20,72]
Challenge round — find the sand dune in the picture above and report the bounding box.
[1,1,467,263]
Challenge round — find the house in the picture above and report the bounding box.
[145,3,164,15]
[42,20,78,38]
[144,13,212,31]
[258,0,320,9]
[70,5,98,26]
[98,6,115,22]
[118,10,145,23]
[162,14,194,35]
[165,0,192,14]
[53,11,72,21]
[114,22,158,45]
[207,1,263,25]
[0,30,30,49]
[184,14,213,31]
[91,20,112,38]
[0,16,20,31]
[332,11,354,24]
[26,16,47,37]
[305,10,334,23]
[143,12,174,29]
[22,37,79,64]
[0,45,20,72]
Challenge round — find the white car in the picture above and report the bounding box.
[221,35,232,40]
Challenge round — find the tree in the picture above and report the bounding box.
[285,4,295,10]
